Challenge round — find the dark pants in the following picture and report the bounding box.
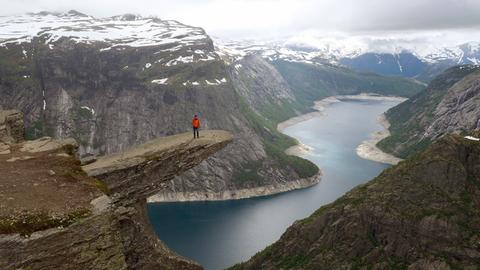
[193,127,199,138]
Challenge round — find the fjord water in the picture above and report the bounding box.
[148,99,400,270]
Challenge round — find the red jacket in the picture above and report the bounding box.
[192,117,200,128]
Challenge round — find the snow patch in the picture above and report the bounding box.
[396,55,403,73]
[465,136,480,141]
[467,57,480,65]
[198,54,216,62]
[0,12,209,49]
[206,78,226,85]
[80,106,95,115]
[165,55,194,66]
[205,80,217,85]
[151,78,168,85]
[156,45,183,53]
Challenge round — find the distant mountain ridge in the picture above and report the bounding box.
[215,38,480,82]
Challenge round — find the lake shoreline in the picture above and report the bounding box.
[356,114,404,165]
[278,93,407,158]
[148,93,403,203]
[147,171,321,202]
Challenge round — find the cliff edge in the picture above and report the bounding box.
[0,111,232,270]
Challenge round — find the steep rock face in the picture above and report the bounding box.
[425,71,480,136]
[378,65,480,158]
[0,128,233,270]
[231,133,480,269]
[0,12,320,201]
[229,54,296,114]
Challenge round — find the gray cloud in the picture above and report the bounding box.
[1,0,480,38]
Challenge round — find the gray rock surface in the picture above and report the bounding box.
[379,65,480,158]
[424,70,480,138]
[0,130,233,270]
[229,54,296,114]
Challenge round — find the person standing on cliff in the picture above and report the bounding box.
[192,115,200,139]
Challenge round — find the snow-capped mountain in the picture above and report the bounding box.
[0,10,218,64]
[214,39,354,65]
[214,36,480,80]
[3,10,476,81]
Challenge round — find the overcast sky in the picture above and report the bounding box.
[2,0,480,40]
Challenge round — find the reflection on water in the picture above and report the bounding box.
[147,99,400,270]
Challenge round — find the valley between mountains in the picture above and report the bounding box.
[1,10,480,270]
[0,11,425,202]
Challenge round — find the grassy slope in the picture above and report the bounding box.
[232,94,319,184]
[377,65,480,158]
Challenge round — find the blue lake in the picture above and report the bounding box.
[147,99,400,270]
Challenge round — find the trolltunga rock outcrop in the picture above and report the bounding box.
[0,125,232,270]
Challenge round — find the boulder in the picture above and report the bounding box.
[0,110,24,144]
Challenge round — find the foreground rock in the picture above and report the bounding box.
[0,129,232,270]
[230,132,480,269]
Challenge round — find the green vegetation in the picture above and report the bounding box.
[0,208,91,236]
[256,98,303,124]
[59,156,110,195]
[265,140,319,179]
[233,94,319,184]
[280,255,311,268]
[76,107,94,119]
[25,119,45,140]
[232,160,263,186]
